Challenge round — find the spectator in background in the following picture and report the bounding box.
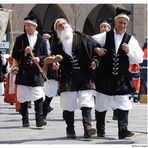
[129,63,141,103]
[0,51,7,96]
[99,18,112,33]
[42,31,62,119]
[138,38,147,100]
[42,33,51,55]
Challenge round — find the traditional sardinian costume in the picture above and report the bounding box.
[42,32,61,119]
[12,15,48,127]
[52,30,99,138]
[93,28,143,138]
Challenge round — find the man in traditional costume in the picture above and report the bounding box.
[51,18,98,139]
[93,7,143,139]
[42,31,63,119]
[12,15,48,127]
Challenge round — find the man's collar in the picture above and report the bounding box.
[114,28,125,36]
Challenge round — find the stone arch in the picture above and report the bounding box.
[83,4,133,35]
[1,4,68,52]
[83,4,115,35]
[26,4,67,34]
[1,4,146,47]
[94,5,115,32]
[1,4,68,34]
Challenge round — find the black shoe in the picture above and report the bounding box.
[66,127,76,139]
[36,118,47,127]
[112,110,118,120]
[133,99,139,103]
[84,133,91,139]
[97,132,105,137]
[43,115,47,120]
[43,106,54,119]
[84,127,96,138]
[119,130,134,139]
[112,115,118,120]
[22,120,30,127]
[47,106,54,113]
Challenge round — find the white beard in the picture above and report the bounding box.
[57,25,73,57]
[57,25,73,43]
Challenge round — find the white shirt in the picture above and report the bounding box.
[92,29,144,64]
[27,33,37,49]
[114,30,124,54]
[46,39,51,55]
[1,57,7,65]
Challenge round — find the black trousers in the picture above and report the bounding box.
[81,107,93,130]
[63,107,93,131]
[63,110,75,129]
[21,98,44,123]
[20,101,29,124]
[95,110,107,134]
[117,109,129,132]
[43,96,53,117]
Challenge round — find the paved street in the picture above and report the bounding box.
[0,95,147,147]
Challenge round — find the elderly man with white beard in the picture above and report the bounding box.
[51,18,99,139]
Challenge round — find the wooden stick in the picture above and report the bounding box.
[30,51,50,86]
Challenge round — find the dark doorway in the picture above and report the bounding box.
[83,4,115,35]
[26,4,67,35]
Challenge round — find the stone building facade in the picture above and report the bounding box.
[0,3,147,52]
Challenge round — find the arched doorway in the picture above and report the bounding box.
[26,4,67,35]
[83,4,115,35]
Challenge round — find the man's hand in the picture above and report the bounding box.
[95,47,107,56]
[90,61,96,70]
[52,62,60,70]
[32,57,40,65]
[24,46,32,54]
[122,43,129,54]
[0,54,4,59]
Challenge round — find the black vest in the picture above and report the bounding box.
[12,33,48,86]
[51,31,96,92]
[95,30,135,95]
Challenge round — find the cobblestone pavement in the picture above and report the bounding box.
[0,95,147,147]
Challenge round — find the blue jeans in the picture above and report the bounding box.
[139,69,147,96]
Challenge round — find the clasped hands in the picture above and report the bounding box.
[95,42,129,56]
[24,46,40,64]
